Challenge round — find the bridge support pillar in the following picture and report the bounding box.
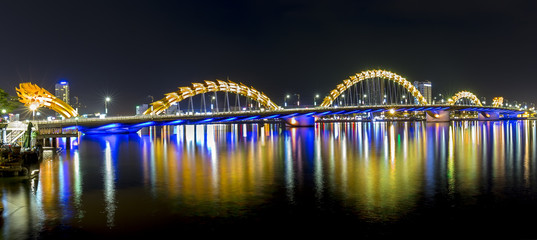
[66,137,71,150]
[478,112,500,121]
[426,110,450,122]
[283,116,316,127]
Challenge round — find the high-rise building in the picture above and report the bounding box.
[413,81,432,104]
[55,80,70,105]
[136,104,149,115]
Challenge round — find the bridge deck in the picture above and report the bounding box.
[29,104,526,134]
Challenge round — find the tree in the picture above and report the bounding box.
[0,88,20,113]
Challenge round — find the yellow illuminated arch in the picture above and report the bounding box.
[144,79,281,115]
[447,91,482,106]
[320,69,427,107]
[16,83,79,118]
[492,97,503,107]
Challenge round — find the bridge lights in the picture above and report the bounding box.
[290,117,297,125]
[29,103,39,120]
[388,109,395,114]
[29,103,38,111]
[211,96,215,110]
[314,94,319,106]
[105,97,111,115]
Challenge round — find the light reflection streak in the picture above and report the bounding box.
[384,125,388,163]
[196,125,205,147]
[341,127,348,192]
[58,151,66,219]
[314,128,323,203]
[150,129,157,197]
[482,123,488,178]
[495,122,505,183]
[285,128,295,203]
[73,150,83,220]
[364,122,370,162]
[447,125,455,200]
[390,124,395,169]
[103,140,116,228]
[207,125,219,191]
[524,121,530,187]
[328,124,336,191]
[533,121,537,184]
[403,122,408,160]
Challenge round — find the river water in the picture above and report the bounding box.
[2,121,537,239]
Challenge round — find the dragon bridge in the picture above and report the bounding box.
[16,82,79,118]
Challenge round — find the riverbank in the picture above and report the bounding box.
[0,145,40,177]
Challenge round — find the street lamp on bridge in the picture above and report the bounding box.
[29,103,38,120]
[284,94,301,107]
[105,97,111,115]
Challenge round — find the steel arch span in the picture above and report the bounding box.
[320,69,428,107]
[16,83,79,118]
[144,79,282,115]
[448,91,482,106]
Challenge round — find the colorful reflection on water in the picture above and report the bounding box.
[2,121,537,238]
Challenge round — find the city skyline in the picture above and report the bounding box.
[1,0,536,115]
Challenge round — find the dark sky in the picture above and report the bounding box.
[1,0,536,115]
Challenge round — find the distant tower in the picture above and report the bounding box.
[413,81,432,104]
[55,80,70,104]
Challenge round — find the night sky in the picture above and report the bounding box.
[1,0,536,115]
